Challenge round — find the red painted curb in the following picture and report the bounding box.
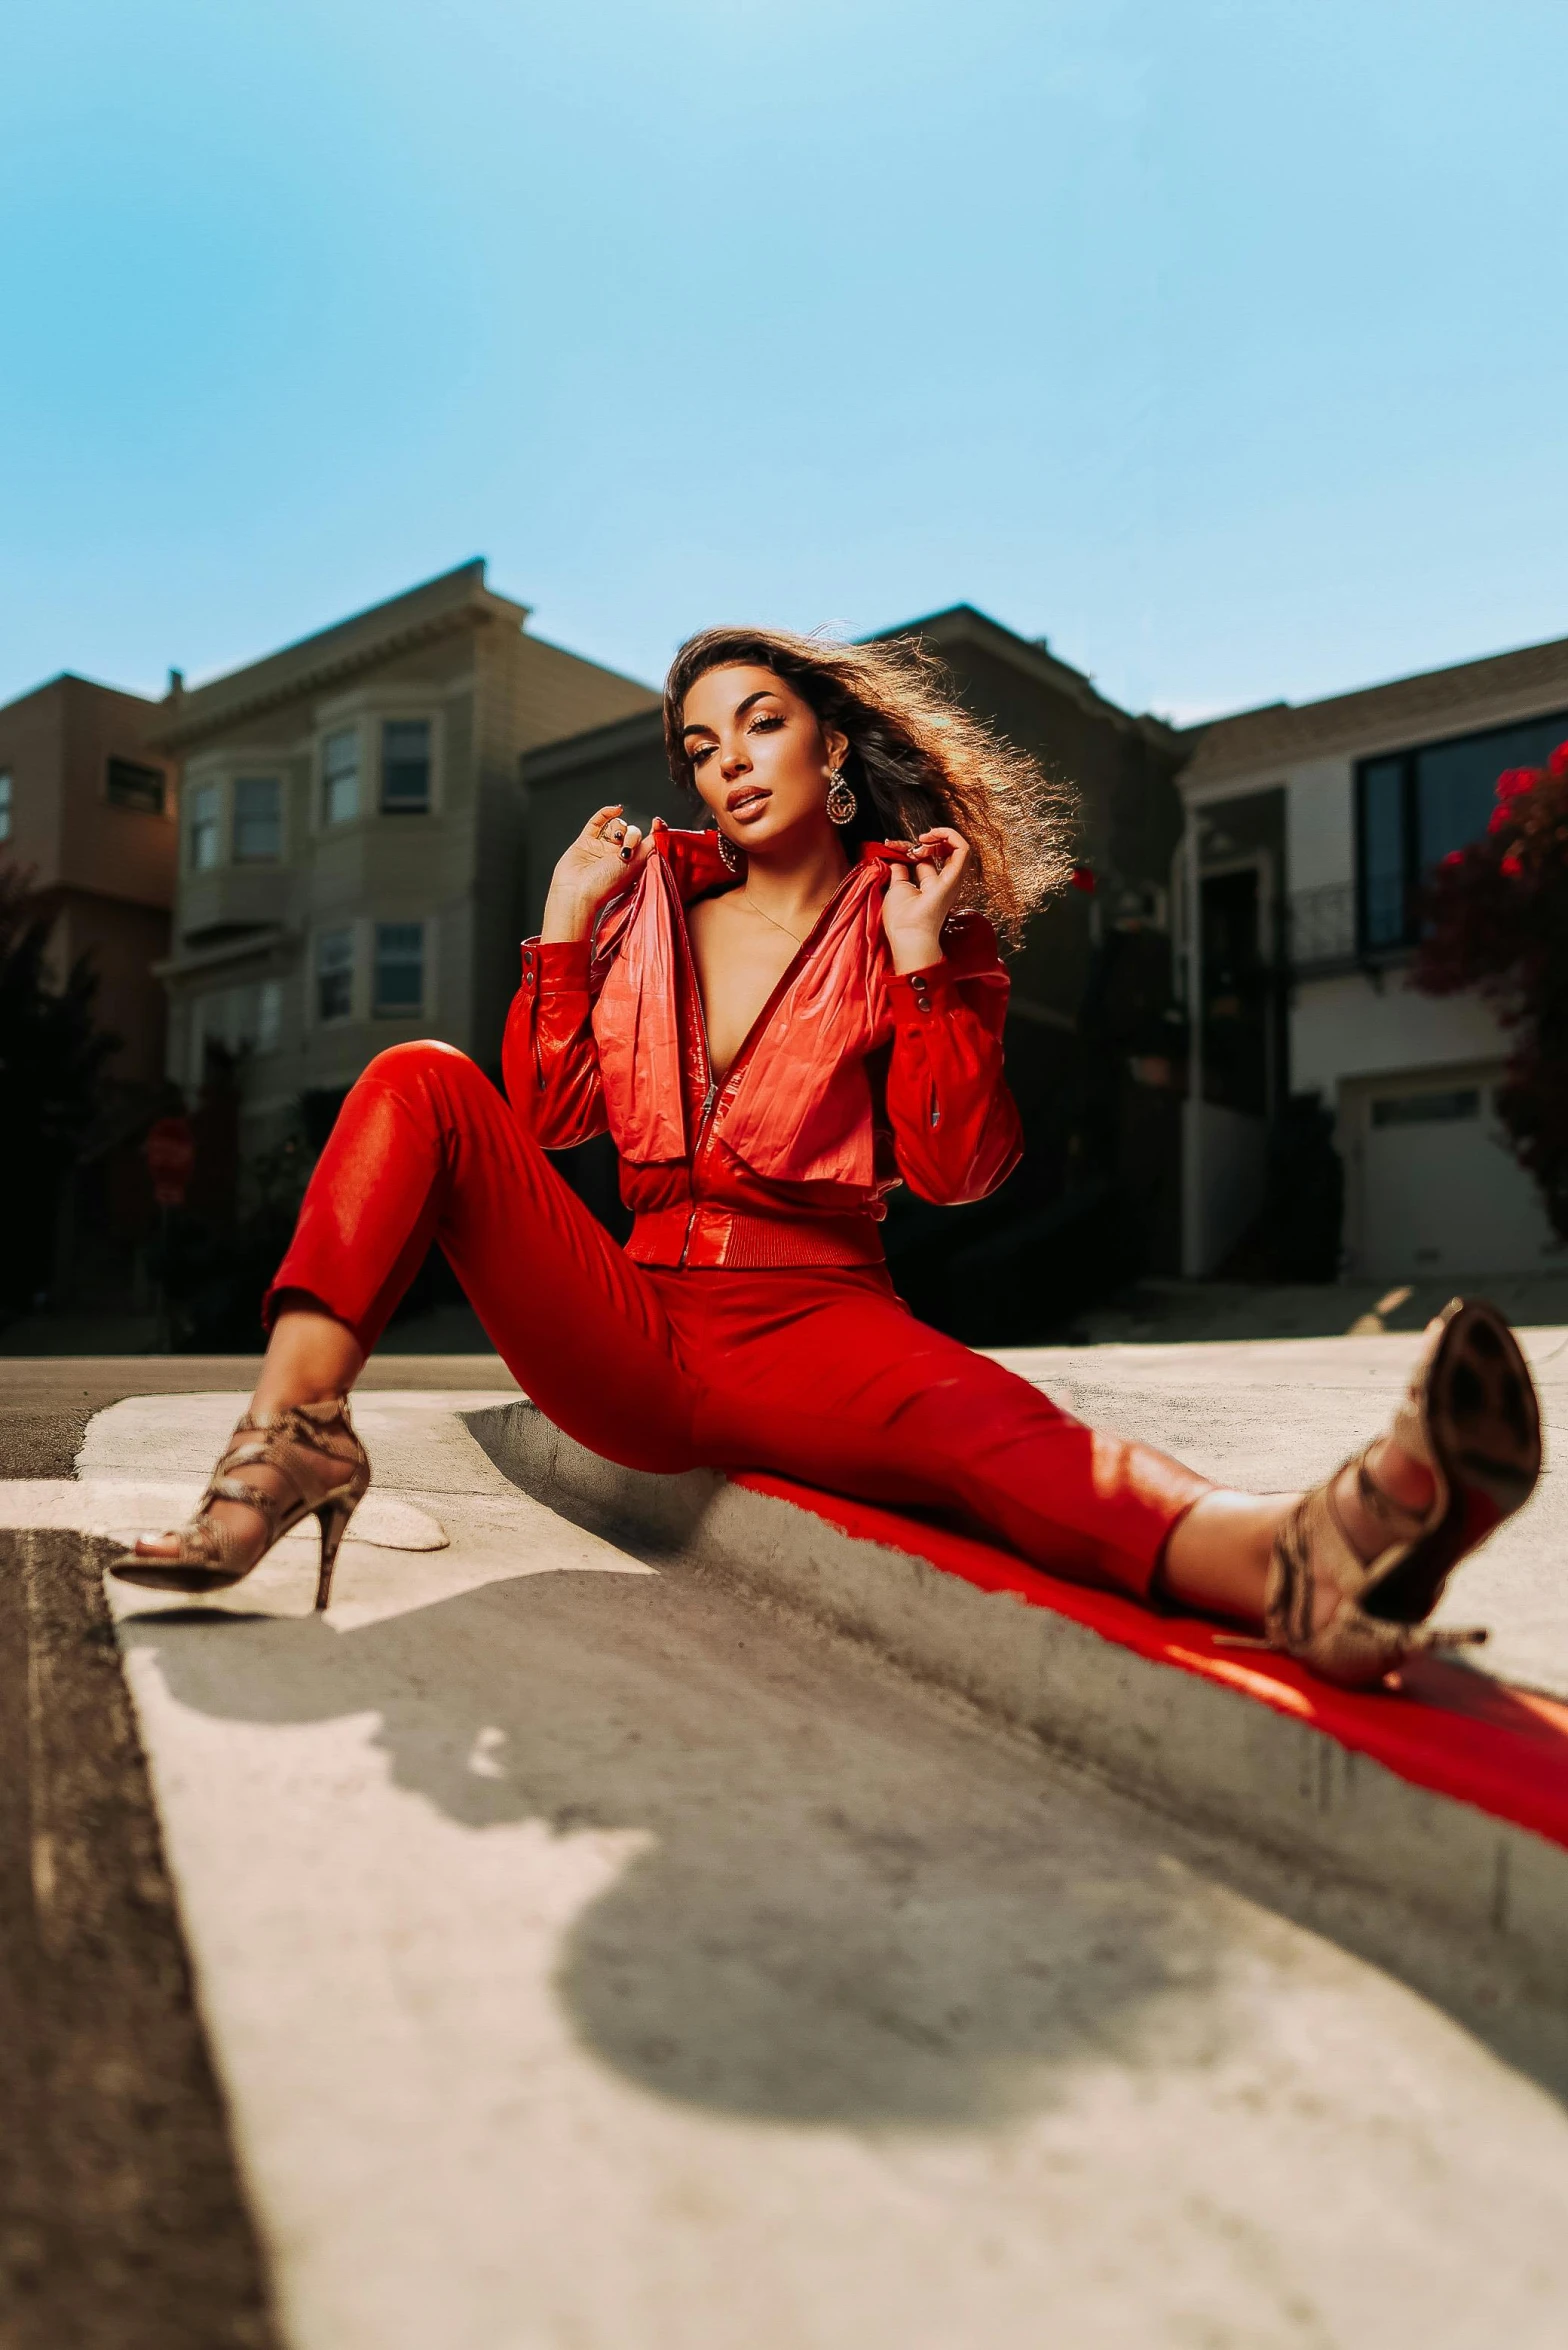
[733,1469,1568,1854]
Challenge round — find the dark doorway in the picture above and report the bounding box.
[1200,867,1268,1117]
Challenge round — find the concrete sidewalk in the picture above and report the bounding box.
[20,1362,1568,2348]
[1071,1271,1568,1346]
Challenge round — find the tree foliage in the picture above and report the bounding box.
[1412,737,1568,1239]
[0,865,118,1312]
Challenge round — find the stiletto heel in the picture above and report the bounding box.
[1265,1298,1541,1688]
[314,1499,356,1612]
[111,1396,371,1608]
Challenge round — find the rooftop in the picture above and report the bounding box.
[150,559,529,751]
[1181,626,1568,787]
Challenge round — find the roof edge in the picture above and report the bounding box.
[1184,626,1568,766]
[0,669,164,717]
[872,602,1146,734]
[150,561,525,751]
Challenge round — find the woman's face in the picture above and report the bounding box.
[681,665,848,856]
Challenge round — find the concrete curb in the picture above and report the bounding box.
[468,1399,1568,2002]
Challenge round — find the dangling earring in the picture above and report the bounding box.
[712,825,742,875]
[826,766,858,827]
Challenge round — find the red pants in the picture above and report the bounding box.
[267,1044,1211,1600]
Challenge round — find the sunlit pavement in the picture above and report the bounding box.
[1,1340,1560,2349]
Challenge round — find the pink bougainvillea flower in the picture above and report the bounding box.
[1440,849,1466,866]
[1494,765,1541,801]
[1501,851,1525,877]
[1070,863,1097,893]
[1488,803,1515,833]
[1549,741,1568,779]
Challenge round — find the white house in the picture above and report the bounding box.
[1175,631,1568,1281]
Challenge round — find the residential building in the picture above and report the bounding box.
[0,671,176,1089]
[152,560,658,1151]
[1177,632,1568,1280]
[521,605,1190,1332]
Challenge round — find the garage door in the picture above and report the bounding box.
[1354,1070,1561,1280]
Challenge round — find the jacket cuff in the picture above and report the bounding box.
[888,958,960,1020]
[520,936,592,997]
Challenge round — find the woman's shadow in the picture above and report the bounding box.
[119,1554,1568,2125]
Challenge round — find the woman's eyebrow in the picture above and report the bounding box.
[682,688,780,739]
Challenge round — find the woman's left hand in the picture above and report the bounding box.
[880,828,972,974]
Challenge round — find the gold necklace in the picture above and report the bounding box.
[738,888,820,947]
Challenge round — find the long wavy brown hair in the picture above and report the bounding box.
[662,625,1075,943]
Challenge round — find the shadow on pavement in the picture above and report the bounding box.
[119,1557,1568,2128]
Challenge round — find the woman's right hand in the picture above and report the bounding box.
[540,806,660,942]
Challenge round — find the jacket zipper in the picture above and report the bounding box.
[678,970,720,1267]
[678,1070,721,1268]
[675,864,861,1267]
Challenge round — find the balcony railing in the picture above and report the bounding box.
[1286,882,1356,972]
[1285,879,1417,974]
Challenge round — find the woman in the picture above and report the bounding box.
[115,628,1542,1690]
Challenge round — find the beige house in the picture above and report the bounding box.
[152,560,657,1144]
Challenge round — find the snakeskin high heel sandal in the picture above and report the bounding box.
[1264,1298,1541,1690]
[110,1396,371,1612]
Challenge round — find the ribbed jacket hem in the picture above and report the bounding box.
[628,1205,887,1270]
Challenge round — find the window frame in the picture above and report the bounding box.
[232,773,285,863]
[319,725,362,829]
[187,779,223,873]
[372,918,427,1018]
[1354,707,1568,954]
[187,978,287,1083]
[379,716,434,815]
[105,755,167,815]
[314,925,357,1024]
[256,978,284,1055]
[310,697,444,830]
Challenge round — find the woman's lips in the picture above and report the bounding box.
[727,787,770,820]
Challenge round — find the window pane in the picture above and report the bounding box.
[1372,1088,1480,1128]
[189,780,221,871]
[0,771,11,843]
[374,920,424,1014]
[381,718,431,812]
[106,756,166,814]
[322,728,359,825]
[1415,710,1568,869]
[234,775,283,861]
[316,927,354,1021]
[1360,758,1405,947]
[257,980,283,1053]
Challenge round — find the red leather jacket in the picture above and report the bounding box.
[503,826,1022,1269]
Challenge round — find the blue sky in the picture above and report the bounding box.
[3,0,1565,722]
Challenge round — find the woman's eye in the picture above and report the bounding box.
[749,713,783,735]
[690,744,713,766]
